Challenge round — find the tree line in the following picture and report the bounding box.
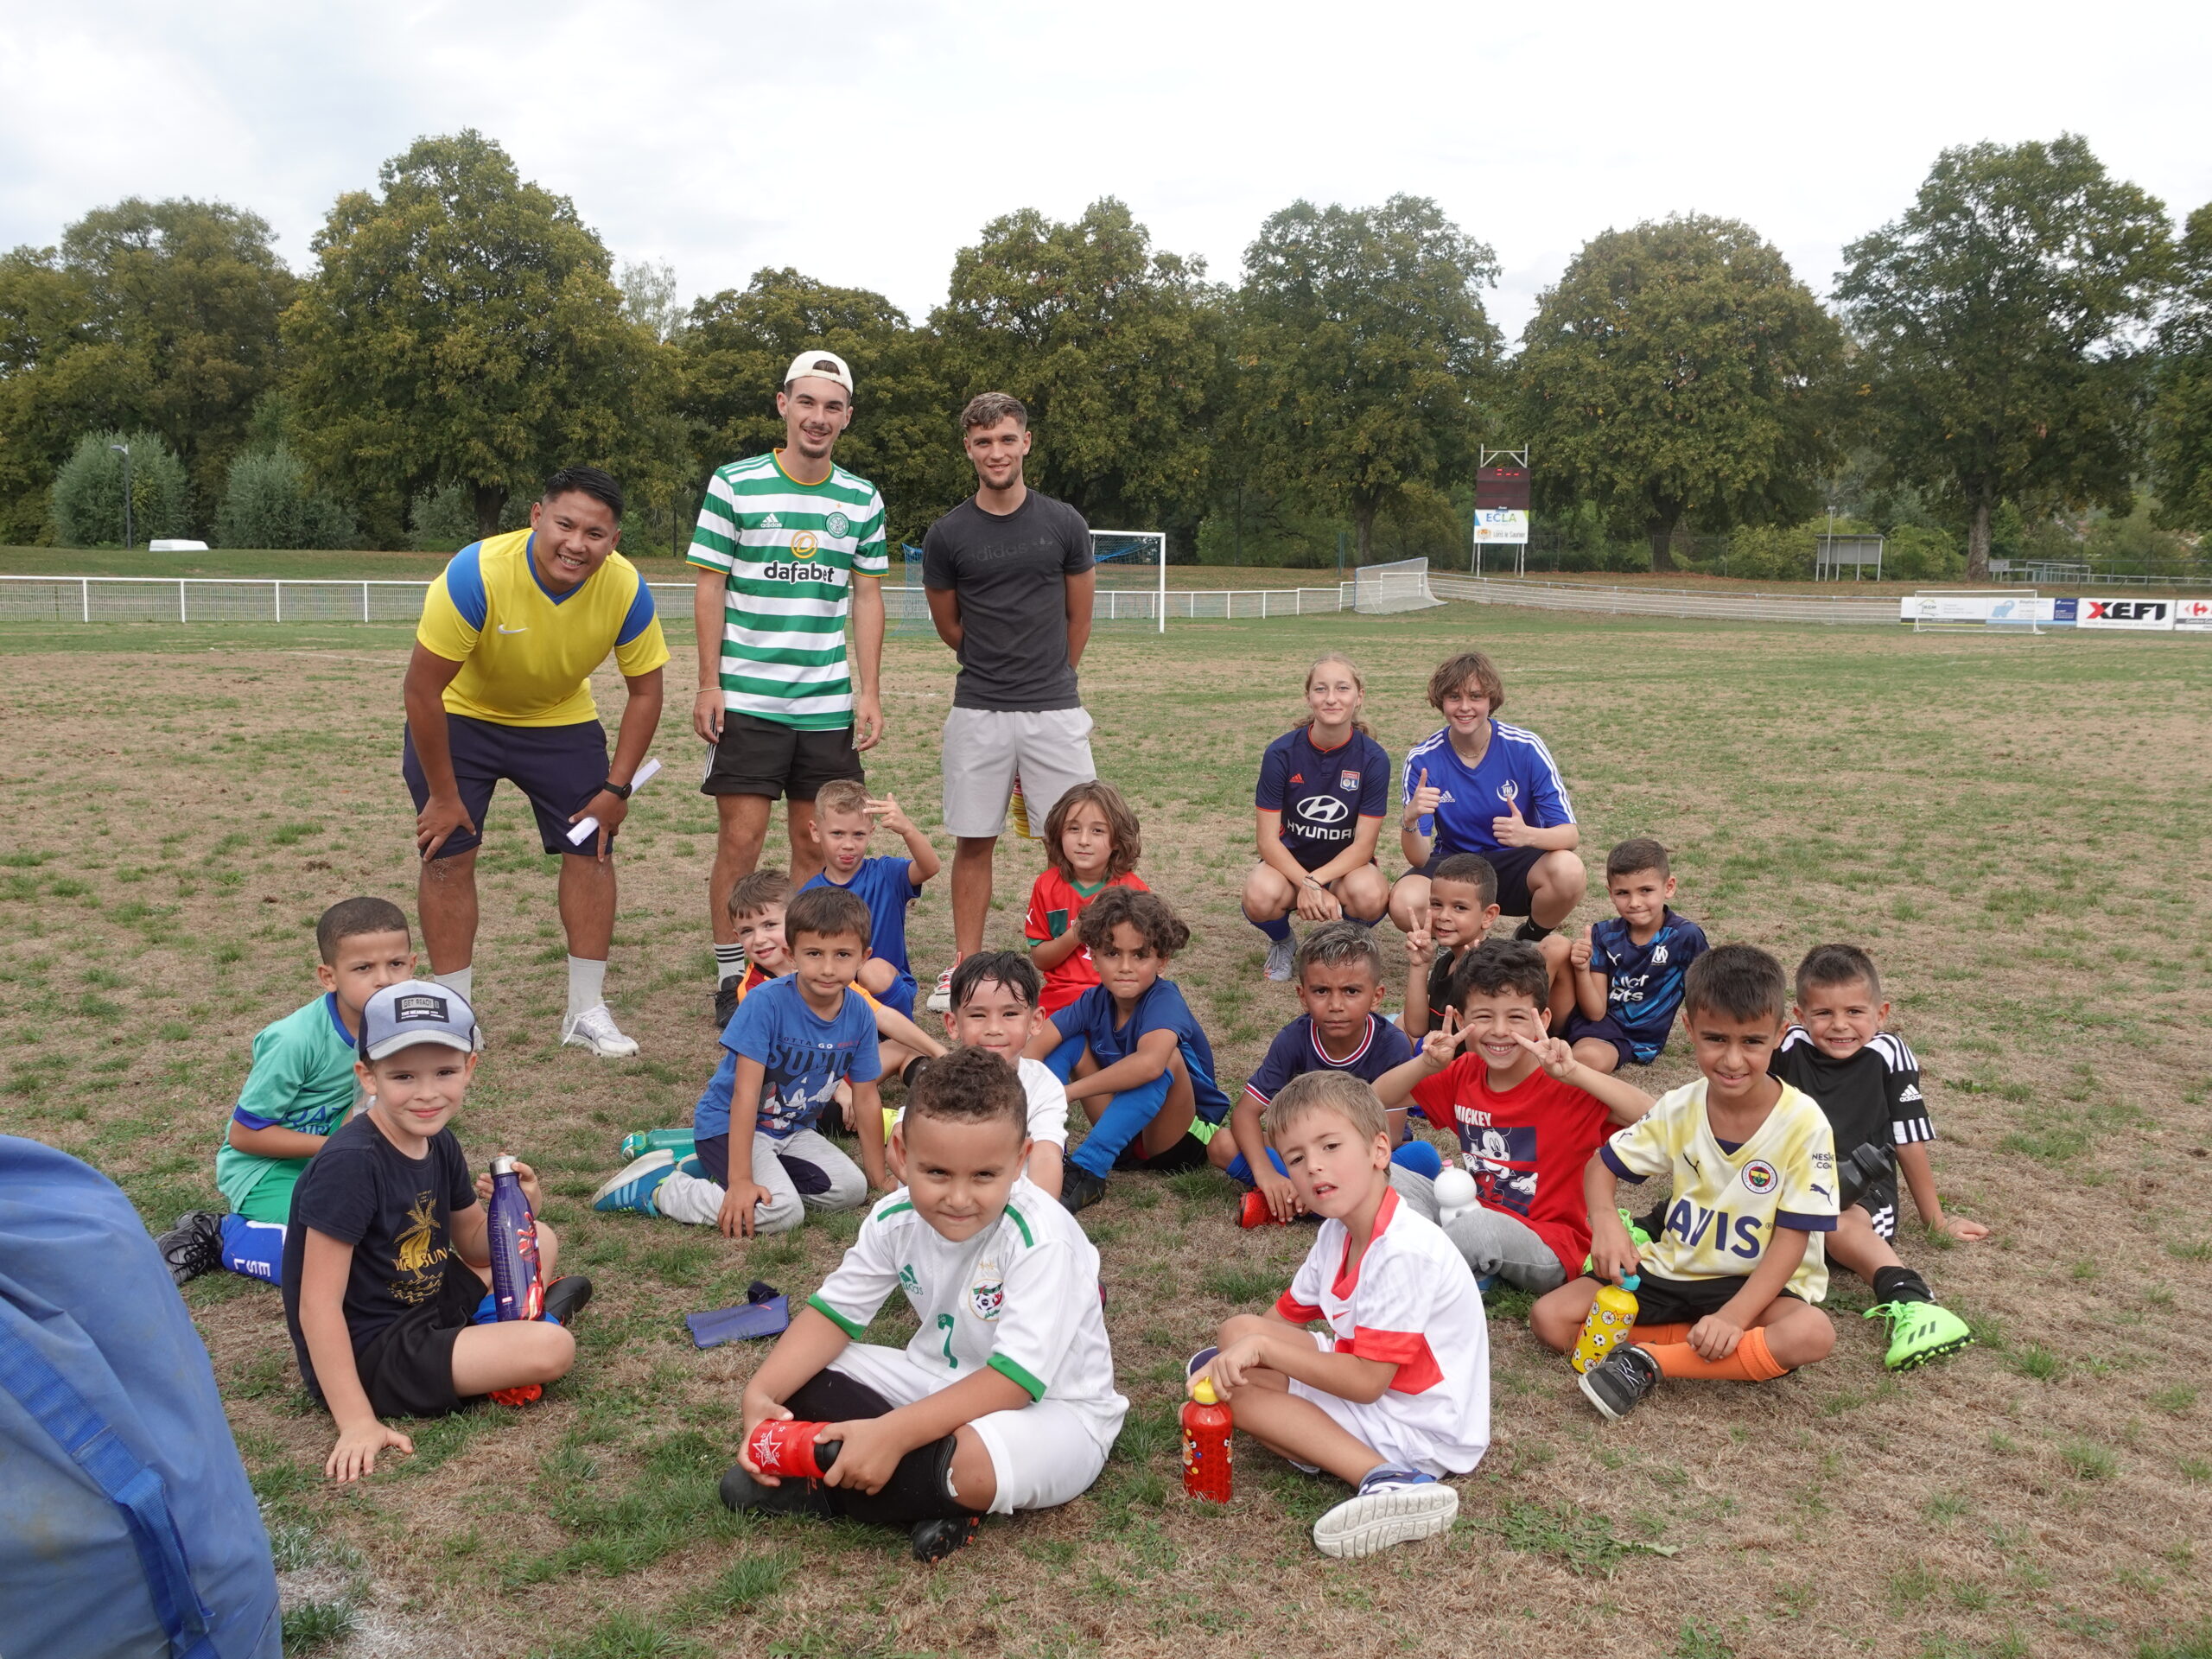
[4,128,2208,582]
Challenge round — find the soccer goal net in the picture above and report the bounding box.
[1910,588,2042,633]
[1354,557,1442,615]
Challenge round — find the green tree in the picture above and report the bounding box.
[285,130,668,543]
[48,429,190,546]
[2150,203,2212,532]
[933,200,1219,536]
[214,444,358,549]
[679,268,956,545]
[1233,195,1497,563]
[1835,135,2171,580]
[1518,214,1844,572]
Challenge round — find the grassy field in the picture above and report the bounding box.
[3,606,2209,1659]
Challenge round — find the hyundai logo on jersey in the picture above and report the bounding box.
[1299,794,1351,827]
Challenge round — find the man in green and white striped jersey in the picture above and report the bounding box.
[690,350,889,1026]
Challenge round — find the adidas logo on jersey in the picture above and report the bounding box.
[761,512,783,529]
[1897,1084,1923,1103]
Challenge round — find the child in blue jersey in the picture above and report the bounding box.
[1024,887,1236,1214]
[1242,652,1394,981]
[1564,839,1709,1075]
[802,779,942,1020]
[1228,922,1429,1220]
[156,898,416,1289]
[1389,650,1586,945]
[607,886,884,1237]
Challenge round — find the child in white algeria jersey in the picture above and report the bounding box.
[1196,1071,1489,1559]
[724,1046,1126,1562]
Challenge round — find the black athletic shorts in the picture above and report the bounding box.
[1414,843,1543,918]
[402,715,612,858]
[1579,1268,1802,1325]
[346,1258,488,1419]
[701,710,863,801]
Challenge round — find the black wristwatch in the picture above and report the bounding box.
[600,779,633,801]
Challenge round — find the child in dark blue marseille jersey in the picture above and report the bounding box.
[1563,839,1709,1075]
[1024,887,1236,1214]
[1227,922,1429,1223]
[801,779,941,1019]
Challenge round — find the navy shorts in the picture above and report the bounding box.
[1564,1008,1656,1068]
[1417,842,1544,917]
[404,715,612,859]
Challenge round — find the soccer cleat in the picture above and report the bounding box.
[488,1384,543,1407]
[1865,1300,1973,1370]
[563,1004,640,1058]
[718,1461,836,1518]
[1312,1467,1459,1558]
[1058,1163,1109,1215]
[156,1211,225,1286]
[1579,1343,1662,1421]
[541,1274,594,1325]
[911,1513,982,1562]
[714,977,740,1030]
[925,968,954,1014]
[593,1151,675,1216]
[1262,934,1297,982]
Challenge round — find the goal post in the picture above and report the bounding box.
[1089,531,1167,633]
[1909,588,2042,634]
[1353,557,1443,615]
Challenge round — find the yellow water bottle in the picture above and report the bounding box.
[1571,1274,1641,1374]
[1009,772,1033,840]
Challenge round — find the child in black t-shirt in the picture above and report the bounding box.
[283,982,592,1481]
[1772,945,1986,1371]
[1401,854,1500,1041]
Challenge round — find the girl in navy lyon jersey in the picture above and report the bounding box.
[1242,653,1394,982]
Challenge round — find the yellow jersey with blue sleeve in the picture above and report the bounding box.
[416,530,670,727]
[1599,1077,1837,1301]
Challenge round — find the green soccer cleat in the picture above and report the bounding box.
[1864,1300,1974,1370]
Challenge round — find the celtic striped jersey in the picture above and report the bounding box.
[687,450,888,729]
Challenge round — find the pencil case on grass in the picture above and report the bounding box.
[687,1281,790,1348]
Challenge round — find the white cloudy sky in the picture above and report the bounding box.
[5,1,2209,344]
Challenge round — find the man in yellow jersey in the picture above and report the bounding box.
[404,466,669,1057]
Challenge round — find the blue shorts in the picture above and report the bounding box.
[877,970,918,1021]
[403,715,612,859]
[1564,1008,1659,1067]
[1418,842,1543,918]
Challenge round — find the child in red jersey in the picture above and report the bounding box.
[1025,781,1149,1017]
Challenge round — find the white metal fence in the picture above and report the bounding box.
[1428,575,1897,625]
[0,575,1357,626]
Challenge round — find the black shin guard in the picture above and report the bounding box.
[1872,1264,1932,1305]
[827,1432,975,1527]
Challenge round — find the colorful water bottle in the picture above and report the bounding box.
[1571,1274,1641,1374]
[747,1418,840,1478]
[1009,772,1033,840]
[486,1156,543,1323]
[619,1128,696,1161]
[1182,1378,1233,1503]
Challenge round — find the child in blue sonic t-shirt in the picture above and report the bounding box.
[606,886,884,1237]
[1563,839,1708,1075]
[156,897,416,1289]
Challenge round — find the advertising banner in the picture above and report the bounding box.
[2076,598,2175,631]
[2171,598,2212,631]
[1899,594,2055,624]
[1471,510,1529,543]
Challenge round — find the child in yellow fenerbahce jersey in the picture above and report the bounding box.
[1530,944,1838,1420]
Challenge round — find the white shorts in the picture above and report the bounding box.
[1286,1332,1478,1479]
[939,707,1096,840]
[827,1342,1121,1514]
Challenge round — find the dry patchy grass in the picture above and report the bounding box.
[3,608,2209,1658]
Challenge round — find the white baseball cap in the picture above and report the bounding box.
[359,980,481,1061]
[782,349,855,397]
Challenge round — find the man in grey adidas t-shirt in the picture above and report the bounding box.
[922,392,1097,1001]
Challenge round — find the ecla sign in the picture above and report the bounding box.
[2077,599,2174,631]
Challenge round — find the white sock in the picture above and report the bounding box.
[435,966,474,1002]
[715,942,746,984]
[567,957,607,1022]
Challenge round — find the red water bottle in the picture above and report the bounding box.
[1182,1378,1233,1503]
[1237,1190,1292,1229]
[747,1419,839,1478]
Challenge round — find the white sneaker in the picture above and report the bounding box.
[1263,934,1297,982]
[925,967,954,1013]
[1312,1468,1459,1558]
[563,1004,639,1058]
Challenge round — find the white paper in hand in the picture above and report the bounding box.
[567,757,662,845]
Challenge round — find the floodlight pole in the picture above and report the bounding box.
[110,443,132,550]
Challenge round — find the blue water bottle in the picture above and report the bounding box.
[486,1155,543,1321]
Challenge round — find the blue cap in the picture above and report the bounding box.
[359,980,480,1061]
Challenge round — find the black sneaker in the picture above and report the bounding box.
[911,1514,981,1562]
[1059,1164,1109,1215]
[542,1274,594,1325]
[1579,1344,1662,1421]
[714,977,740,1030]
[719,1462,836,1518]
[156,1211,225,1286]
